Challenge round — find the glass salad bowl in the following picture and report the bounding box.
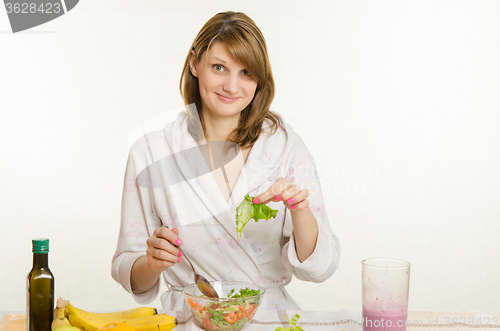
[183,281,266,331]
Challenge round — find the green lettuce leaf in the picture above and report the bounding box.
[235,194,279,240]
[227,287,261,298]
[253,202,278,221]
[235,195,253,240]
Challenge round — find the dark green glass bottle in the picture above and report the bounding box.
[26,238,54,331]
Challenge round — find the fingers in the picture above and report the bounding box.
[155,227,182,246]
[170,227,179,237]
[285,189,310,211]
[145,227,182,272]
[254,178,294,204]
[254,178,310,211]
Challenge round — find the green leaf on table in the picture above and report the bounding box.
[275,314,305,331]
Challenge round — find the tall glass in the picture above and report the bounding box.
[362,258,411,331]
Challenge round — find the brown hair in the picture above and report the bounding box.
[179,11,281,149]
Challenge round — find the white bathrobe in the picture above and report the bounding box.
[111,110,341,311]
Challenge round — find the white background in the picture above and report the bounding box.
[1,0,499,315]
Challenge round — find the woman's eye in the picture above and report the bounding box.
[241,70,251,76]
[212,64,224,72]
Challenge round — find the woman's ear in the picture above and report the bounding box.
[189,50,198,77]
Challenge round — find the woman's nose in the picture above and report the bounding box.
[222,74,239,94]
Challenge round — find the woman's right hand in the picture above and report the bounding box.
[145,227,183,272]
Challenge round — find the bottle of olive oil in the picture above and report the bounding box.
[27,238,54,331]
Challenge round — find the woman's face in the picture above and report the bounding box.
[190,42,258,119]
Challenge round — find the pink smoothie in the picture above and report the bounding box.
[363,306,407,331]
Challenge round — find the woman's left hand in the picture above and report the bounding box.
[253,178,310,210]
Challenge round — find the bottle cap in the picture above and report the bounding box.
[32,238,49,254]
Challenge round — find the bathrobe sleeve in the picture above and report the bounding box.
[111,144,162,305]
[280,134,341,282]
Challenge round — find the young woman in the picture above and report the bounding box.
[112,11,340,311]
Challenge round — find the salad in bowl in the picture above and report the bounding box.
[183,281,265,330]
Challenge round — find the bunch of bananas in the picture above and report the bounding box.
[52,298,177,331]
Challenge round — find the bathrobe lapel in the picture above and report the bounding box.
[164,112,266,274]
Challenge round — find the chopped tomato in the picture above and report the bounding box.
[201,317,215,330]
[245,303,257,318]
[237,305,245,319]
[187,298,202,310]
[224,312,238,324]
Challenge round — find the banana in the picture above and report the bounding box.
[119,315,177,331]
[61,299,156,320]
[67,310,113,331]
[52,298,72,330]
[62,299,176,331]
[68,312,177,331]
[88,307,157,320]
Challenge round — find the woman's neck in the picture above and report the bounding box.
[202,111,240,142]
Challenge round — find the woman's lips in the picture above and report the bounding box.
[216,93,239,103]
